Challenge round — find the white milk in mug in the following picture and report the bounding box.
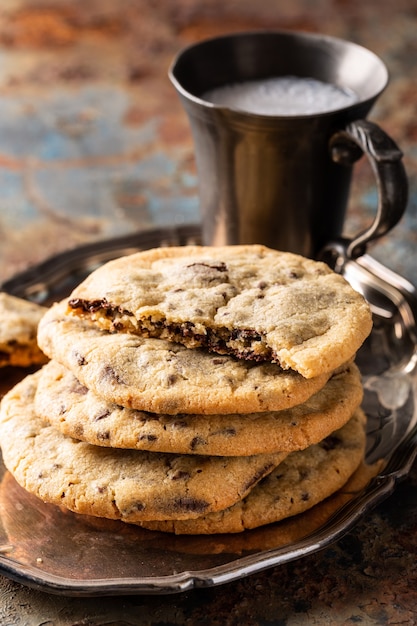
[203,76,359,116]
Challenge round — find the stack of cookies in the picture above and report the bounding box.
[0,245,373,534]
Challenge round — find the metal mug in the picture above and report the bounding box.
[169,31,408,259]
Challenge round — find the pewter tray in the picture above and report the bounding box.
[0,224,417,597]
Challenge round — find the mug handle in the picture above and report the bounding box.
[329,119,408,261]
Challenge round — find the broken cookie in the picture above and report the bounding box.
[65,245,372,378]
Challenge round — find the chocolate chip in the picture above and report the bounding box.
[184,262,229,285]
[94,410,111,421]
[231,328,262,343]
[186,262,228,273]
[74,351,87,366]
[170,470,191,481]
[139,434,158,442]
[73,423,84,438]
[68,297,133,318]
[125,501,145,513]
[68,297,107,312]
[190,436,207,451]
[243,463,275,492]
[69,380,88,395]
[180,321,196,336]
[97,431,110,441]
[212,427,236,438]
[172,497,209,514]
[166,374,178,386]
[101,365,125,385]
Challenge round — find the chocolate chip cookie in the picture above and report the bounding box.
[35,359,363,456]
[66,245,372,378]
[0,292,47,367]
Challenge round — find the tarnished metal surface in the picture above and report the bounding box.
[1,228,416,602]
[1,0,417,623]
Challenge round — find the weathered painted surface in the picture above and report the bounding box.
[0,0,416,283]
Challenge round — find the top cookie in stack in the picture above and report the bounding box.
[64,244,372,379]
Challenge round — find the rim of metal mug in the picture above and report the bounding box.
[168,29,389,120]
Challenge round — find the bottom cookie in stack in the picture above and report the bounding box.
[139,409,366,534]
